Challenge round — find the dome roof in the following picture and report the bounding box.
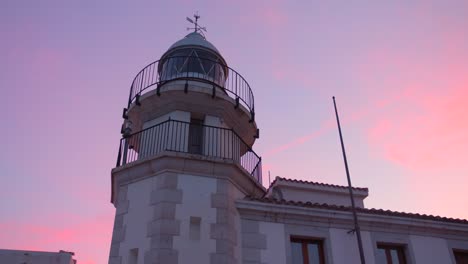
[162,32,225,61]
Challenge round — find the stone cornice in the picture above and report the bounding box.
[111,151,265,205]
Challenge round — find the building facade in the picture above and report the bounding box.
[242,177,468,264]
[0,249,76,264]
[108,28,468,264]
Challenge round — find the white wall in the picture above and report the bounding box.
[173,174,217,264]
[204,115,221,127]
[138,110,191,157]
[119,178,153,264]
[142,110,190,129]
[329,228,375,264]
[260,222,286,264]
[203,115,238,159]
[410,235,451,264]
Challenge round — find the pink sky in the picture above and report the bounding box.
[1,1,467,263]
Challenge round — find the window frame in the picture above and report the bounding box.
[453,249,468,264]
[376,243,407,264]
[290,237,325,264]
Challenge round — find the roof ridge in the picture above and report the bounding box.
[272,176,368,191]
[244,196,468,225]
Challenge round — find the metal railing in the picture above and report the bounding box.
[116,120,262,182]
[127,56,255,120]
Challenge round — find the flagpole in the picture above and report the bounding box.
[332,96,366,264]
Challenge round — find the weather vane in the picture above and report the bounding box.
[186,12,207,36]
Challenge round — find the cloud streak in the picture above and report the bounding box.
[0,213,113,264]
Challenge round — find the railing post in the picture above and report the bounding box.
[116,140,122,167]
[140,70,145,94]
[235,74,238,96]
[122,138,129,165]
[165,119,171,151]
[231,128,234,161]
[127,83,134,109]
[135,94,141,106]
[214,59,218,85]
[186,56,190,79]
[257,157,262,182]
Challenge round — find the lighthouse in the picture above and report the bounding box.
[108,15,265,264]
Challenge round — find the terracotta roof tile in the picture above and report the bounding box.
[271,177,368,192]
[244,196,468,225]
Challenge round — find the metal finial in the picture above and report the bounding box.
[186,12,207,36]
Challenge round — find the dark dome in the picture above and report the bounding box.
[158,32,228,86]
[168,32,220,54]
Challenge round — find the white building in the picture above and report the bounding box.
[108,22,468,264]
[0,249,76,264]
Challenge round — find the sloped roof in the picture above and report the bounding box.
[270,176,368,192]
[245,196,468,225]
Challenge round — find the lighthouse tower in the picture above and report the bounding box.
[108,17,265,264]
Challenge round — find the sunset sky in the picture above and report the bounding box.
[1,1,467,263]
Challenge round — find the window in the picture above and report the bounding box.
[454,250,468,264]
[128,248,138,264]
[189,216,201,240]
[291,237,325,264]
[159,48,226,85]
[376,244,406,264]
[188,118,204,154]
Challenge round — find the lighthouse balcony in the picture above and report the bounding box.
[115,119,262,183]
[126,56,255,120]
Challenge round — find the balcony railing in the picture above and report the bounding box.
[116,120,262,183]
[127,56,255,120]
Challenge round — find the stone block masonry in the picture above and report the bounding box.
[145,172,182,264]
[241,219,267,264]
[210,179,242,264]
[109,186,129,264]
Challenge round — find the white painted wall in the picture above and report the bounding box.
[0,250,75,264]
[203,115,238,159]
[142,110,191,129]
[329,228,375,264]
[173,174,217,264]
[260,222,286,264]
[410,235,451,264]
[138,110,191,157]
[119,178,153,264]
